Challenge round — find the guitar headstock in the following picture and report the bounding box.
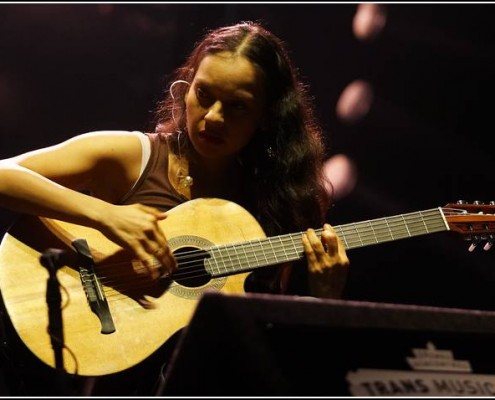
[443,201,495,251]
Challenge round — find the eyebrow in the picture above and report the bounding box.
[194,78,259,101]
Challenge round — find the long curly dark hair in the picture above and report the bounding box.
[153,21,332,236]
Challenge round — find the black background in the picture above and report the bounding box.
[1,2,495,311]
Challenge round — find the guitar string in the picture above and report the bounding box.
[97,209,457,285]
[126,209,448,266]
[39,207,488,303]
[97,208,451,270]
[95,210,460,293]
[8,207,486,311]
[97,211,448,285]
[105,206,492,290]
[102,227,491,297]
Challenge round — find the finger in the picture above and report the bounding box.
[138,297,157,310]
[152,228,177,272]
[137,215,177,274]
[141,223,176,270]
[324,224,350,262]
[152,240,177,274]
[141,241,176,279]
[302,232,317,264]
[321,233,337,257]
[303,231,325,274]
[306,228,327,257]
[133,245,161,280]
[154,246,177,275]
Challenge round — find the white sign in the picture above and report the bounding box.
[346,342,494,396]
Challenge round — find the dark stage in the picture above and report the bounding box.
[0,2,495,396]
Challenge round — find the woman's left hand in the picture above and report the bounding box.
[302,223,350,298]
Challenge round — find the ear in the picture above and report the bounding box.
[184,85,190,103]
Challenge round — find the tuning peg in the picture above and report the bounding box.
[472,201,486,214]
[483,235,494,251]
[468,235,482,252]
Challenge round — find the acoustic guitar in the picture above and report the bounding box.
[0,198,493,377]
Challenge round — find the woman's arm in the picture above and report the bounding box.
[0,131,176,278]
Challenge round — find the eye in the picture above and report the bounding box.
[229,100,248,113]
[196,87,209,99]
[195,86,214,108]
[232,101,245,110]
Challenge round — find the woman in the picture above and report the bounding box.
[0,21,349,395]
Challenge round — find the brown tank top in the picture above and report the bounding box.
[118,132,293,295]
[118,133,186,212]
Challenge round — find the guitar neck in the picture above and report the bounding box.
[205,207,448,277]
[335,207,448,250]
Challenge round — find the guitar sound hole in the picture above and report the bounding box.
[173,246,211,287]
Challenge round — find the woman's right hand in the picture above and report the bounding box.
[0,131,178,279]
[98,203,177,280]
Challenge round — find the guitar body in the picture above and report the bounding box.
[1,196,493,379]
[0,198,266,377]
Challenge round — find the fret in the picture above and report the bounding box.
[335,208,448,250]
[288,233,302,259]
[336,225,349,249]
[224,245,235,274]
[205,208,451,275]
[240,242,250,270]
[420,210,430,233]
[278,235,289,261]
[267,238,279,264]
[206,247,221,275]
[249,239,260,267]
[353,223,364,247]
[368,220,379,244]
[259,238,270,265]
[384,218,395,241]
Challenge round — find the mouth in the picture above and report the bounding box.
[198,130,224,144]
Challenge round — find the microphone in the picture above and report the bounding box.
[40,248,67,274]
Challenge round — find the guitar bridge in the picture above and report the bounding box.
[72,238,116,334]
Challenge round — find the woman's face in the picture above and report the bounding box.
[185,51,267,163]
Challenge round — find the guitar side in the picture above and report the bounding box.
[0,198,265,377]
[2,197,492,377]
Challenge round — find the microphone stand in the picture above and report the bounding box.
[40,248,98,396]
[39,248,74,394]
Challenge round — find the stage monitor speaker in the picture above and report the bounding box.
[159,291,495,396]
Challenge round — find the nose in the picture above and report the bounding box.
[204,101,224,125]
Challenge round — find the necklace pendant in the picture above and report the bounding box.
[178,174,194,188]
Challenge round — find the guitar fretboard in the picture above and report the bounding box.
[205,207,448,277]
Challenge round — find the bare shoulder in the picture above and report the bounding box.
[7,130,149,200]
[59,130,146,159]
[11,130,146,166]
